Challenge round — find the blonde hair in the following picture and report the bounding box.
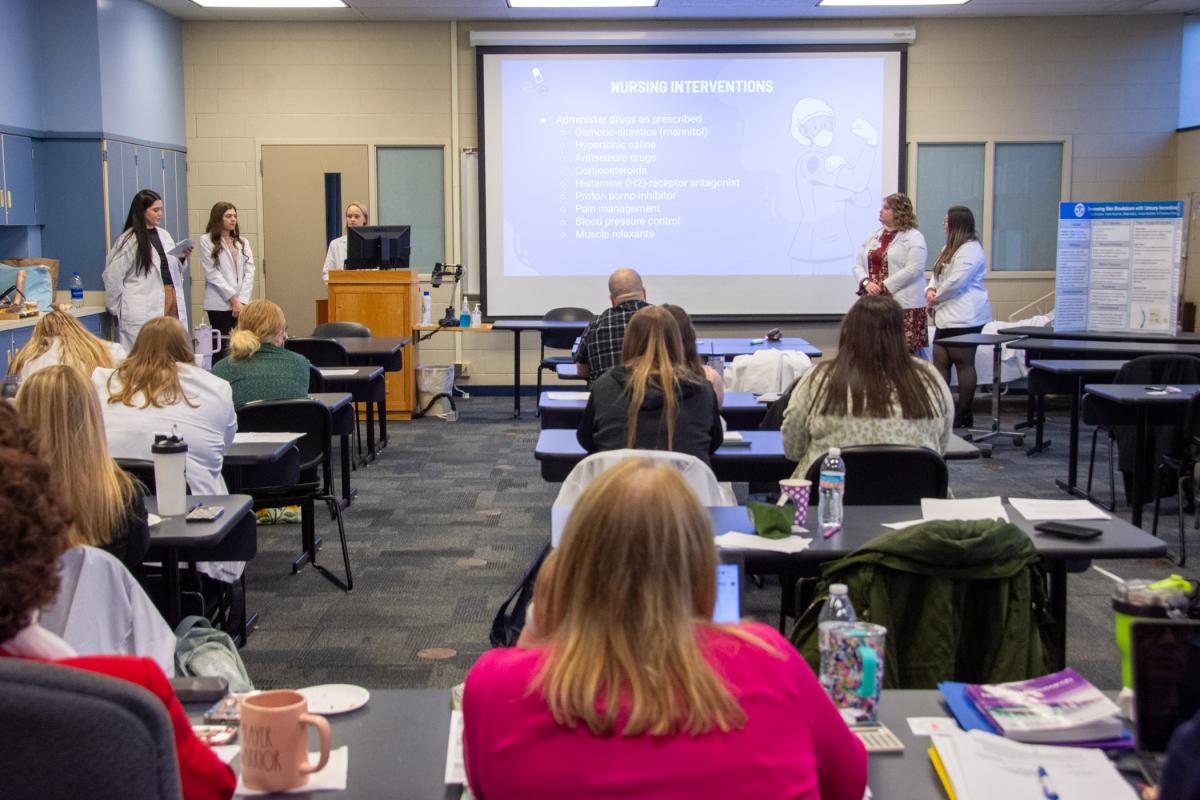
[885,192,918,231]
[228,300,287,361]
[106,316,196,408]
[346,202,369,224]
[6,310,117,378]
[17,366,138,549]
[620,306,688,450]
[534,459,773,737]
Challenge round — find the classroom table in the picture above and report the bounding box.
[1011,337,1200,360]
[1001,325,1200,344]
[552,500,1166,668]
[311,392,356,506]
[1027,360,1127,493]
[1082,383,1200,527]
[702,336,823,359]
[331,336,407,452]
[534,429,980,483]
[318,366,386,463]
[145,494,256,627]
[491,319,592,417]
[937,332,1028,447]
[538,390,768,430]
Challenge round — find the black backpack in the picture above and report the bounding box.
[489,542,552,648]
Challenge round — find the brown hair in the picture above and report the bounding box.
[205,201,247,262]
[6,310,118,378]
[227,300,287,361]
[106,316,197,409]
[808,294,945,419]
[17,366,139,550]
[932,205,979,279]
[885,192,918,231]
[660,304,706,378]
[620,306,688,450]
[534,459,773,736]
[0,403,73,642]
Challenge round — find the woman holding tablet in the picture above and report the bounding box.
[853,192,928,354]
[462,458,867,800]
[321,202,368,284]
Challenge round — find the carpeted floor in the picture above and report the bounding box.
[237,394,1194,691]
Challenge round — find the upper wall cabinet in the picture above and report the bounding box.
[1,134,39,226]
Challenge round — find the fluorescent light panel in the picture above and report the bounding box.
[508,0,659,8]
[819,0,967,5]
[190,0,346,8]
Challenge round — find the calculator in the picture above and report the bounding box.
[852,723,905,753]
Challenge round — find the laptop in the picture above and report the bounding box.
[1131,619,1200,784]
[713,552,745,624]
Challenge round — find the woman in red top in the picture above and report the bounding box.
[0,403,235,800]
[462,459,867,800]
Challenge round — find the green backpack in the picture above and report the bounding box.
[174,616,254,693]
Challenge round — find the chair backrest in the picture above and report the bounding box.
[285,337,349,367]
[803,445,948,505]
[1116,354,1200,386]
[312,321,372,338]
[553,449,732,534]
[237,398,332,475]
[542,307,593,351]
[115,457,158,493]
[0,658,182,800]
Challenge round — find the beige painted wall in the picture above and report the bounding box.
[1178,128,1200,310]
[182,13,1185,383]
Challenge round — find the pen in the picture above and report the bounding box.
[822,524,841,539]
[1037,766,1059,800]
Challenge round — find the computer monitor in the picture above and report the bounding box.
[345,225,411,269]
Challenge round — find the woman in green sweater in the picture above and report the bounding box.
[213,299,310,407]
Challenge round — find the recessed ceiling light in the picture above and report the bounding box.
[190,0,347,8]
[508,0,659,8]
[818,0,968,6]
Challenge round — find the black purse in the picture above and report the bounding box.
[489,542,552,648]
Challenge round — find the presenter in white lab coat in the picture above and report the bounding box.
[103,189,191,351]
[853,193,928,354]
[198,201,255,355]
[321,201,369,284]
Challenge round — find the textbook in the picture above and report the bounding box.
[963,668,1123,744]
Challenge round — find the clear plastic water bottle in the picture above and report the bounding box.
[818,583,857,695]
[817,447,845,535]
[471,302,482,328]
[420,290,432,326]
[459,297,471,328]
[70,272,84,308]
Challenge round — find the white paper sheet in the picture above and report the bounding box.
[233,432,304,444]
[1008,498,1110,521]
[235,746,349,795]
[907,717,957,736]
[882,519,924,531]
[920,496,1009,522]
[714,531,812,554]
[445,710,466,784]
[167,238,194,258]
[546,391,590,400]
[755,392,781,403]
[318,368,360,377]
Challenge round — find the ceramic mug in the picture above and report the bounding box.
[240,690,332,792]
[778,479,812,527]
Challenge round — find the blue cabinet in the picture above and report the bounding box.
[1,134,38,226]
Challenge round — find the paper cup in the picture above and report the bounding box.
[779,479,811,527]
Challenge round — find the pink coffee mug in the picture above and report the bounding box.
[779,479,811,528]
[240,690,331,792]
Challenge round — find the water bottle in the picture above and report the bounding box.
[471,302,482,328]
[818,583,857,696]
[459,297,471,328]
[817,447,845,535]
[420,290,432,326]
[70,272,84,308]
[151,428,189,517]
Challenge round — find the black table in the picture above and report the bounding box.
[318,366,386,463]
[311,392,356,506]
[1001,325,1200,344]
[703,336,823,359]
[1082,383,1200,526]
[223,438,297,494]
[937,332,1028,448]
[1027,360,1127,492]
[331,336,408,454]
[553,500,1166,667]
[1012,337,1200,360]
[491,319,592,418]
[145,495,256,627]
[538,390,768,430]
[534,430,979,483]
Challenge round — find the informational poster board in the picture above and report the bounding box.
[1055,201,1184,333]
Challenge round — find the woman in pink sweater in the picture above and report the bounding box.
[462,459,868,800]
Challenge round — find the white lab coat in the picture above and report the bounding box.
[926,240,992,329]
[39,546,176,677]
[199,235,255,312]
[853,227,928,310]
[13,338,126,382]
[322,235,347,284]
[102,227,189,350]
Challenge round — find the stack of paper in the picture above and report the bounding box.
[546,391,590,401]
[929,729,1136,800]
[920,496,1009,522]
[1008,498,1109,521]
[714,531,812,554]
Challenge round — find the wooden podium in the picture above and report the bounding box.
[327,269,418,420]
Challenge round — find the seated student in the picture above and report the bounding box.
[16,366,149,572]
[781,294,953,477]
[463,459,868,799]
[0,404,236,800]
[212,299,310,407]
[574,267,649,382]
[577,306,722,465]
[94,316,237,497]
[5,309,125,381]
[661,303,724,406]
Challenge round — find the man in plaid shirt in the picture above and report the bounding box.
[574,268,649,383]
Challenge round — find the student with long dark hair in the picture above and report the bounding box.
[926,205,992,428]
[103,189,192,350]
[661,303,724,406]
[781,294,953,476]
[198,202,255,347]
[577,306,722,464]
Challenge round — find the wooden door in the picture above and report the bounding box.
[260,145,369,336]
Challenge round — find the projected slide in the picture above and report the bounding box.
[480,49,903,317]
